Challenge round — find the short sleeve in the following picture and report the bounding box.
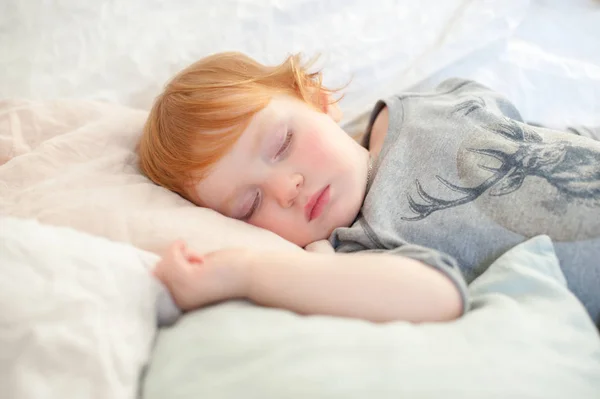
[435,78,524,122]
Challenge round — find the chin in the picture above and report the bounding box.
[295,206,358,247]
[319,214,350,241]
[336,201,361,229]
[302,225,334,247]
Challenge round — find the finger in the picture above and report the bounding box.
[171,244,191,271]
[151,262,167,283]
[183,245,205,265]
[164,243,197,282]
[151,267,161,278]
[187,253,204,265]
[172,240,186,254]
[304,241,319,252]
[163,241,183,264]
[305,240,334,253]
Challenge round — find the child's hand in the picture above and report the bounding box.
[153,241,251,311]
[304,239,335,254]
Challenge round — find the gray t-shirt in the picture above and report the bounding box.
[330,78,600,323]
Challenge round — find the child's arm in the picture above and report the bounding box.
[247,250,463,323]
[154,242,463,323]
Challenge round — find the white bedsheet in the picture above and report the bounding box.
[413,0,600,127]
[1,0,598,127]
[145,236,600,399]
[0,217,160,399]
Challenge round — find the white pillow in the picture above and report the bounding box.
[143,236,600,399]
[0,217,160,399]
[0,99,299,255]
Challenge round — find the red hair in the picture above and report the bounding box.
[138,52,340,202]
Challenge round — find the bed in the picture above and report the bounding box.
[1,1,600,398]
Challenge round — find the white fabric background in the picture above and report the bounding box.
[0,217,160,399]
[2,0,598,127]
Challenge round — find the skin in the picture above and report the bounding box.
[194,93,371,248]
[154,91,462,323]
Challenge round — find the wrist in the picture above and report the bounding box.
[244,249,312,303]
[243,249,261,301]
[232,248,257,300]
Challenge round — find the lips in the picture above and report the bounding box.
[305,185,330,222]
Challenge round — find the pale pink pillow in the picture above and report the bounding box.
[0,100,299,255]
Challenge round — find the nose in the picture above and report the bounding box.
[266,172,304,208]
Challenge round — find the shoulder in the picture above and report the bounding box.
[368,105,389,159]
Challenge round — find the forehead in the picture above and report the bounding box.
[193,94,303,211]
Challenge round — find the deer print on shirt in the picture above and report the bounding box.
[403,98,600,221]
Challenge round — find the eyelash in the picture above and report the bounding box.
[274,130,293,160]
[242,190,261,221]
[243,130,294,220]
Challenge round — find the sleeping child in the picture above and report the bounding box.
[138,52,600,325]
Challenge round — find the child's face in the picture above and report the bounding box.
[194,94,370,247]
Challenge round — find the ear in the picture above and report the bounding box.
[317,90,343,123]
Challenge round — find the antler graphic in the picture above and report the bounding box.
[404,102,600,221]
[403,154,515,221]
[403,118,541,221]
[452,96,486,116]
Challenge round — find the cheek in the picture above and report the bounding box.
[250,207,308,243]
[296,128,340,170]
[249,202,289,230]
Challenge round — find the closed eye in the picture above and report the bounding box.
[274,130,293,160]
[242,191,261,220]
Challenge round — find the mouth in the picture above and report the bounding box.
[305,185,330,222]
